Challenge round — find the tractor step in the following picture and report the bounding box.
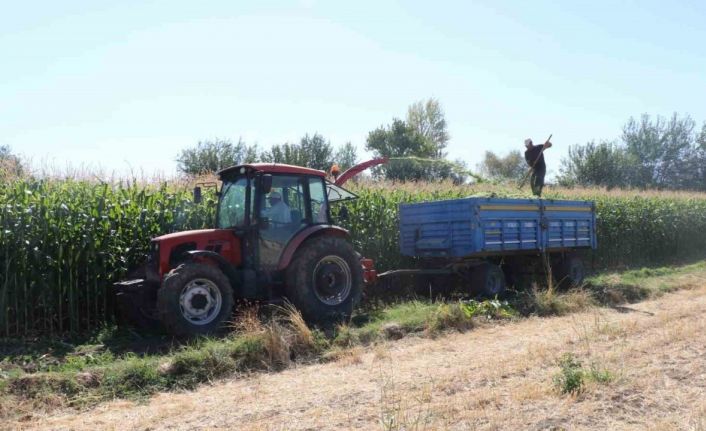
[114,278,146,291]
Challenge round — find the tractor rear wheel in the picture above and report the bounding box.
[157,263,234,336]
[472,262,507,298]
[285,237,363,325]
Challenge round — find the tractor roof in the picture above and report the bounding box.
[217,163,326,179]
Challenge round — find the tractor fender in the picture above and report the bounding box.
[184,249,232,268]
[183,250,241,290]
[277,225,350,270]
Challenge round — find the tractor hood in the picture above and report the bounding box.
[152,229,224,243]
[150,229,240,277]
[151,229,237,251]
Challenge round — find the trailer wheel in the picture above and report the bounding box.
[285,236,363,325]
[553,254,586,288]
[157,263,234,336]
[473,263,507,298]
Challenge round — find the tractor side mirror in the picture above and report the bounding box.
[259,174,273,194]
[193,186,202,204]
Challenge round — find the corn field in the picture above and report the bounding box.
[343,182,706,272]
[0,179,213,336]
[3,178,706,337]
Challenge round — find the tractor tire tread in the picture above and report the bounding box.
[157,262,234,336]
[285,236,363,326]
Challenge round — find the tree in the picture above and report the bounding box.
[557,141,636,189]
[365,119,437,181]
[176,138,259,175]
[0,145,23,179]
[260,133,334,171]
[688,121,706,188]
[333,142,358,171]
[406,98,449,158]
[622,113,696,189]
[477,150,526,181]
[697,122,706,149]
[558,113,706,191]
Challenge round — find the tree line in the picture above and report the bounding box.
[478,113,706,191]
[177,98,470,182]
[5,106,704,190]
[0,145,23,181]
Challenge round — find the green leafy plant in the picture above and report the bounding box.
[459,299,516,320]
[553,353,585,395]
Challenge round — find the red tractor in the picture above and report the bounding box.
[114,161,383,336]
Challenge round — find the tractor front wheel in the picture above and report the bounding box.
[157,263,234,336]
[286,237,363,325]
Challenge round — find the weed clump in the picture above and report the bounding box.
[426,303,472,334]
[165,344,239,389]
[553,353,585,395]
[100,359,165,399]
[553,353,614,396]
[460,298,516,320]
[518,286,596,317]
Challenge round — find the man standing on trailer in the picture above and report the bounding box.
[524,137,552,197]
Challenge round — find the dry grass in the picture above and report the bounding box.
[14,284,706,431]
[277,302,317,353]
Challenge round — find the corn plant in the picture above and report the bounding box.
[0,179,214,336]
[3,176,706,337]
[339,181,706,272]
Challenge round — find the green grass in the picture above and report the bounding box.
[586,260,706,305]
[351,301,439,343]
[2,259,706,418]
[588,261,706,285]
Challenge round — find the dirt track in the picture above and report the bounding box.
[15,285,706,431]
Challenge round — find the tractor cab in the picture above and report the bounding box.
[116,163,374,336]
[214,163,357,272]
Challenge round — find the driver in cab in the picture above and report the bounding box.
[262,191,291,224]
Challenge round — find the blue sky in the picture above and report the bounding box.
[2,0,706,177]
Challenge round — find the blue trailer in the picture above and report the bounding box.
[380,197,597,296]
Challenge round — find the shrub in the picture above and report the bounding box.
[553,353,585,395]
[460,299,516,320]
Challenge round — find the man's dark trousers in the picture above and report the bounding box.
[530,167,545,197]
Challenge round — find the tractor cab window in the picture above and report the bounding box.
[326,182,357,203]
[258,175,309,270]
[217,177,252,228]
[310,177,328,224]
[260,175,306,227]
[324,182,357,225]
